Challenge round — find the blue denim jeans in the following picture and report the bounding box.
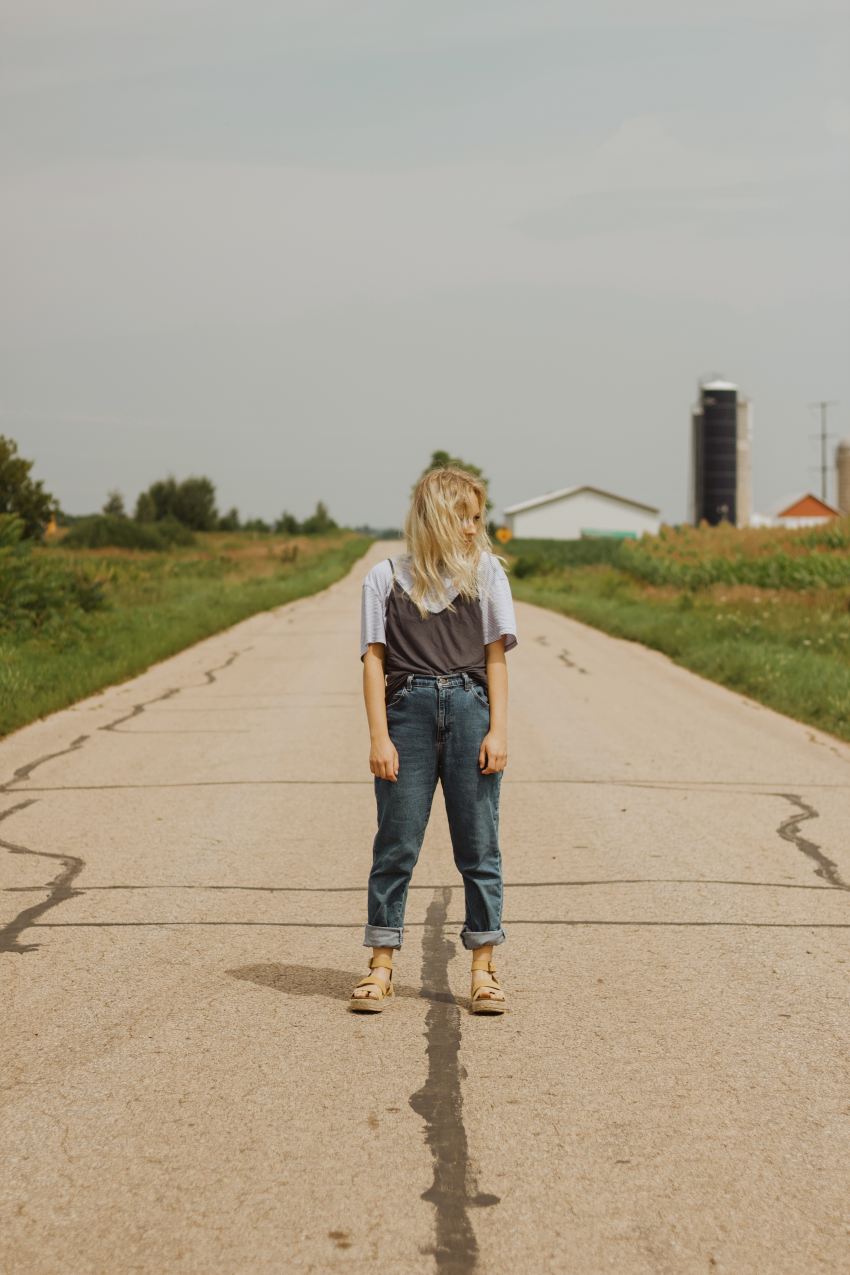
[364,671,506,951]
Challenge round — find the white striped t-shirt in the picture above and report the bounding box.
[360,551,518,660]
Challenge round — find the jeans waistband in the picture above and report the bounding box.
[406,672,470,688]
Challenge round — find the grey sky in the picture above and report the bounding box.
[3,0,848,526]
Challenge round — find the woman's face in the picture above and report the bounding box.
[458,497,483,549]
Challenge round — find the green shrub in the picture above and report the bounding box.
[61,514,195,550]
[512,553,554,579]
[0,515,109,633]
[0,511,25,548]
[154,515,196,546]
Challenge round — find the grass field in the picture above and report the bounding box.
[0,529,372,738]
[502,520,850,745]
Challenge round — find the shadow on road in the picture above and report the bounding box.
[227,961,457,1005]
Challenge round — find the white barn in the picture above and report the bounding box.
[502,485,661,540]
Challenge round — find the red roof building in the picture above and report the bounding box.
[776,493,842,519]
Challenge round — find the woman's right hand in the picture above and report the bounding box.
[370,733,400,782]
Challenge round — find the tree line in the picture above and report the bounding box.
[107,476,337,536]
[0,434,338,540]
[1,434,494,545]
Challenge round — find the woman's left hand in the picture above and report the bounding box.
[479,731,507,774]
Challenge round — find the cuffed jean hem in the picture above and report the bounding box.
[364,924,404,949]
[459,926,506,950]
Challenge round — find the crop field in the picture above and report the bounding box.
[0,518,372,737]
[503,518,850,744]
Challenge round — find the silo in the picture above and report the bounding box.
[688,409,703,525]
[837,439,850,515]
[691,379,738,525]
[736,397,753,528]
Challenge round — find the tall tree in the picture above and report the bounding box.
[102,490,126,517]
[218,507,241,531]
[173,476,218,530]
[134,474,219,530]
[419,450,492,513]
[301,500,338,535]
[143,476,180,521]
[275,510,301,535]
[0,435,57,539]
[134,490,156,522]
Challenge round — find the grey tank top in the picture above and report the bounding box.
[383,557,488,703]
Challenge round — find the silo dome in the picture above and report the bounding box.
[700,379,738,391]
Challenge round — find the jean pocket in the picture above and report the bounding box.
[470,682,489,707]
[386,685,410,709]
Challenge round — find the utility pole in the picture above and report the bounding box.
[810,400,838,503]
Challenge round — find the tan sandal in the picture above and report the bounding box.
[349,953,395,1013]
[470,957,507,1015]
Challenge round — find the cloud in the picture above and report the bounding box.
[1,0,847,523]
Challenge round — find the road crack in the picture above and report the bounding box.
[558,648,588,674]
[0,801,85,954]
[0,734,89,795]
[0,647,251,954]
[409,887,499,1273]
[772,793,849,891]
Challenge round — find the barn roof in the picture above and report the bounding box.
[503,484,660,516]
[774,492,842,518]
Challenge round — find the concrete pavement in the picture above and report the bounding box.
[2,540,849,1274]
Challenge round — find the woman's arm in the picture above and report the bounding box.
[479,637,508,774]
[363,643,399,782]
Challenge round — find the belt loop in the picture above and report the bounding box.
[462,672,471,690]
[406,673,414,690]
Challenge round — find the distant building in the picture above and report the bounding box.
[751,493,842,529]
[689,379,752,526]
[502,485,660,540]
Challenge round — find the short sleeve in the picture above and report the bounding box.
[480,554,518,651]
[360,559,395,658]
[360,582,387,658]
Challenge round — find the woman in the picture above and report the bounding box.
[350,465,518,1014]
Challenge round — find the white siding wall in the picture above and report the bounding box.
[506,491,659,539]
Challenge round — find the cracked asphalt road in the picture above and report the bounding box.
[2,541,849,1274]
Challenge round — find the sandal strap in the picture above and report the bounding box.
[369,954,394,971]
[354,973,390,992]
[471,958,496,973]
[471,976,503,1000]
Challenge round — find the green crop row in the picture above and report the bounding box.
[506,518,850,591]
[618,546,850,590]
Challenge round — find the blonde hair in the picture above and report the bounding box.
[401,465,508,619]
